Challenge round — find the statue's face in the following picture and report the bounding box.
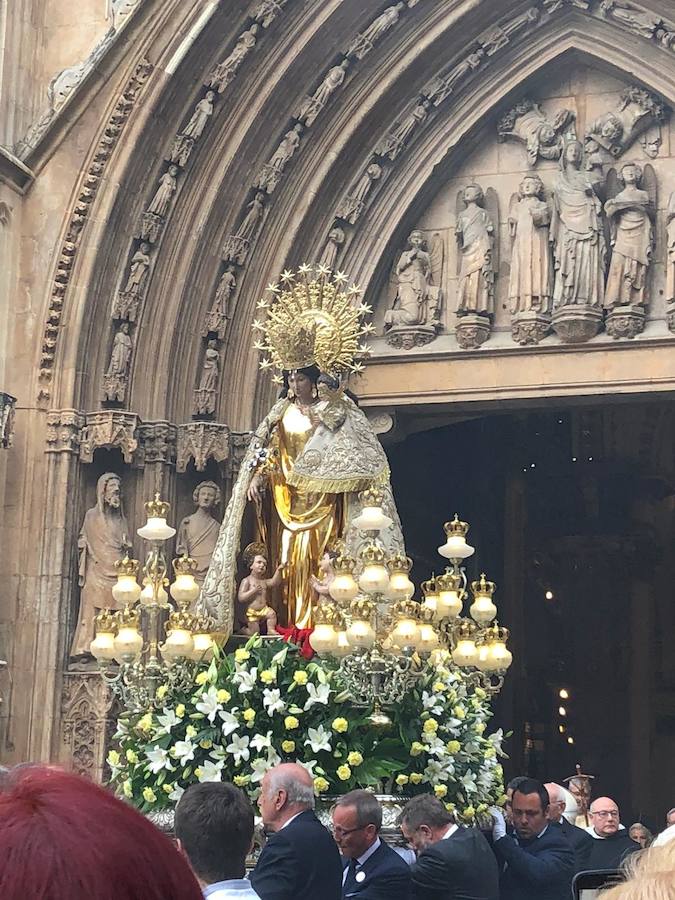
[197,486,217,509]
[251,554,267,577]
[539,124,556,145]
[319,552,333,573]
[289,371,314,403]
[601,116,622,141]
[464,186,482,205]
[564,143,582,166]
[622,165,638,185]
[521,177,540,198]
[409,231,424,248]
[104,479,121,508]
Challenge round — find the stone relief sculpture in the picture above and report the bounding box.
[222,193,265,265]
[347,3,404,59]
[497,99,575,166]
[114,242,151,321]
[140,165,178,242]
[253,124,303,194]
[455,183,497,349]
[176,422,231,473]
[297,60,349,126]
[585,86,667,162]
[203,264,236,339]
[374,101,430,160]
[70,473,131,658]
[102,322,133,402]
[193,339,220,416]
[478,6,540,56]
[423,51,484,107]
[176,481,222,589]
[335,163,382,224]
[550,140,606,343]
[318,226,346,271]
[252,0,289,28]
[170,91,215,167]
[384,229,444,349]
[603,162,656,338]
[666,192,675,332]
[640,123,662,159]
[508,174,553,345]
[543,0,589,11]
[207,25,259,93]
[598,0,659,38]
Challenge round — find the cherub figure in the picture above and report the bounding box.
[237,543,282,636]
[310,548,338,600]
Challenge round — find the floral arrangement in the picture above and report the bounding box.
[108,637,506,821]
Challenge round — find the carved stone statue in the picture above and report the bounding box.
[203,264,237,339]
[237,543,282,636]
[254,124,303,193]
[207,25,259,93]
[222,193,265,264]
[604,162,655,338]
[147,165,178,217]
[585,86,667,161]
[348,3,404,59]
[194,339,220,416]
[478,6,540,55]
[384,230,443,348]
[252,0,289,28]
[375,101,429,160]
[550,140,606,343]
[102,322,133,402]
[318,226,345,271]
[508,174,553,344]
[176,481,222,588]
[423,50,484,107]
[335,163,382,224]
[666,192,675,332]
[114,243,150,322]
[497,99,575,166]
[598,0,658,39]
[297,60,349,126]
[70,473,131,657]
[183,91,215,140]
[456,184,495,318]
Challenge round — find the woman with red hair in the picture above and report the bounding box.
[0,765,203,900]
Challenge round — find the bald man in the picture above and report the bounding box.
[585,797,639,871]
[545,783,593,873]
[251,763,342,900]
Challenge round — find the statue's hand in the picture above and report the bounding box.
[247,474,263,503]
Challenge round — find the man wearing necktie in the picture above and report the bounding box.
[332,790,411,900]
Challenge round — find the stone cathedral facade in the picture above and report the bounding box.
[2,0,675,811]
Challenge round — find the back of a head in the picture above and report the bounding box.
[401,793,454,832]
[175,782,254,884]
[602,841,675,900]
[335,790,382,831]
[269,763,315,810]
[507,775,529,794]
[0,765,202,900]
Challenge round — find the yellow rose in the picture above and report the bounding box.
[137,714,153,732]
[217,689,231,703]
[423,718,439,734]
[445,802,456,813]
[314,776,330,793]
[432,682,446,693]
[410,773,424,785]
[162,783,174,794]
[243,708,256,723]
[195,768,203,779]
[347,751,363,767]
[474,687,487,700]
[195,671,209,686]
[186,725,197,739]
[446,740,461,754]
[293,671,308,685]
[474,722,486,734]
[410,742,425,757]
[484,747,496,759]
[396,774,409,786]
[143,787,157,804]
[337,765,351,781]
[122,780,133,798]
[156,684,169,699]
[434,784,448,799]
[200,739,213,749]
[235,649,250,663]
[284,716,299,730]
[332,718,348,733]
[282,740,296,753]
[463,806,475,819]
[497,793,508,806]
[234,775,250,787]
[453,706,466,720]
[477,803,488,814]
[125,749,138,764]
[260,669,275,684]
[107,750,120,767]
[175,704,186,718]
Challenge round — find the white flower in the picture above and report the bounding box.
[298,759,318,778]
[233,666,258,693]
[226,733,250,765]
[156,708,182,734]
[168,784,185,803]
[423,735,447,758]
[146,746,173,774]
[460,770,478,793]
[173,739,196,766]
[488,728,504,748]
[210,745,227,763]
[422,691,444,714]
[195,686,222,723]
[251,731,273,753]
[197,759,224,782]
[113,720,129,739]
[271,646,289,666]
[424,760,447,783]
[262,688,285,715]
[267,746,281,768]
[251,756,273,783]
[305,724,332,753]
[219,709,240,737]
[304,682,330,710]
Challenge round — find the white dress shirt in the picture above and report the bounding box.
[203,878,260,899]
[342,837,382,884]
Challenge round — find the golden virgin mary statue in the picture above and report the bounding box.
[200,266,405,635]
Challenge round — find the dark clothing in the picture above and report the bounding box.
[251,810,342,900]
[495,824,575,900]
[557,818,594,873]
[410,826,499,900]
[586,830,640,871]
[342,839,411,899]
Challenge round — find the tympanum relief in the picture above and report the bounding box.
[384,230,443,349]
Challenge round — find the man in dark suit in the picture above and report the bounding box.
[400,794,498,900]
[545,782,594,873]
[492,778,575,900]
[251,762,342,900]
[333,790,411,899]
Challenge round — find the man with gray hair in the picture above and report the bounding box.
[544,782,593,874]
[251,762,342,900]
[332,790,410,899]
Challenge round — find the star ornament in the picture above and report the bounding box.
[267,282,280,294]
[298,263,313,276]
[316,264,331,277]
[333,271,349,285]
[280,269,295,284]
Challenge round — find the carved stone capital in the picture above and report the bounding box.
[60,671,116,780]
[139,211,164,244]
[605,305,646,340]
[551,307,602,343]
[511,311,552,346]
[80,411,140,464]
[45,408,85,454]
[229,430,253,481]
[384,324,439,350]
[222,235,250,265]
[455,314,491,349]
[176,422,230,472]
[137,420,177,466]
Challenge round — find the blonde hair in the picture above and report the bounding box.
[602,841,675,900]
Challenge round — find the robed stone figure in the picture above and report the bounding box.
[176,481,221,590]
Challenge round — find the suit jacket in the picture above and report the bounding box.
[250,809,342,900]
[343,839,411,900]
[557,818,594,873]
[410,826,499,900]
[495,825,575,900]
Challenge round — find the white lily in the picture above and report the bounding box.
[233,666,258,693]
[421,691,444,714]
[226,733,250,765]
[168,784,185,803]
[209,744,227,763]
[251,756,273,783]
[146,746,173,774]
[173,739,196,766]
[219,709,240,737]
[156,708,182,734]
[197,759,224,782]
[262,688,285,715]
[460,770,478,793]
[298,759,318,778]
[195,686,222,723]
[304,724,332,753]
[251,731,273,753]
[304,682,330,710]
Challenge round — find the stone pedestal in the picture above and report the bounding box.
[605,305,645,340]
[384,324,438,350]
[456,314,491,349]
[551,307,602,344]
[511,311,551,346]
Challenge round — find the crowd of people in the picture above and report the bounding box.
[1,761,675,899]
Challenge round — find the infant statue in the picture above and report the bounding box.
[310,548,338,600]
[237,542,283,636]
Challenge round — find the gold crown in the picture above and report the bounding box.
[115,554,140,578]
[117,605,141,628]
[349,595,374,620]
[165,608,195,633]
[358,487,383,507]
[334,552,357,575]
[455,618,477,640]
[392,598,419,621]
[388,553,412,574]
[421,575,438,597]
[443,514,470,539]
[471,573,496,598]
[173,554,198,577]
[436,570,462,594]
[94,608,118,633]
[359,542,386,566]
[145,493,170,519]
[314,602,339,626]
[252,264,373,380]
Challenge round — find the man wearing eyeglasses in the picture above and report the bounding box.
[584,798,640,870]
[332,791,411,900]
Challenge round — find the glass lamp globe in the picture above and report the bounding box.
[452,637,479,668]
[137,494,177,542]
[190,632,214,662]
[329,570,359,603]
[476,642,491,672]
[112,574,142,608]
[162,628,195,660]
[391,616,420,651]
[170,572,200,606]
[469,574,497,625]
[332,630,351,658]
[140,580,169,607]
[113,625,143,664]
[346,619,375,649]
[353,505,393,532]
[358,544,390,594]
[488,640,513,672]
[417,622,440,654]
[438,514,475,561]
[90,630,116,661]
[436,571,463,620]
[309,623,338,656]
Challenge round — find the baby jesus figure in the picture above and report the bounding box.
[309,548,338,601]
[237,543,283,636]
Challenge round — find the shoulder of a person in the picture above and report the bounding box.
[374,841,411,870]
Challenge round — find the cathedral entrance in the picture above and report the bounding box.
[387,395,675,830]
